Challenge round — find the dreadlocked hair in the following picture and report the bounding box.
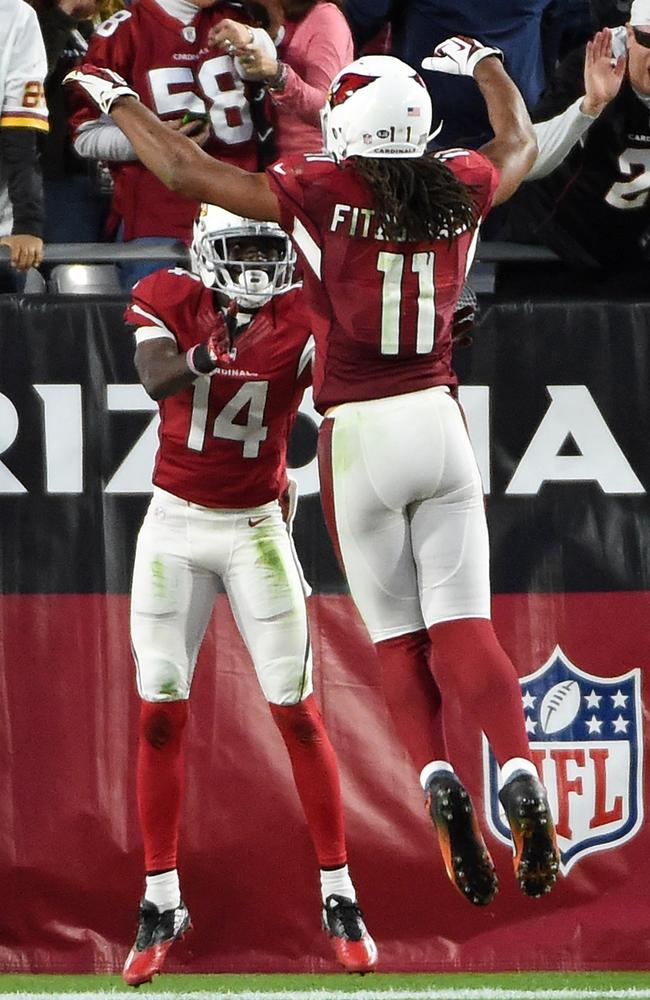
[349,155,479,243]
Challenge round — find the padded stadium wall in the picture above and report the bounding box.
[0,295,648,973]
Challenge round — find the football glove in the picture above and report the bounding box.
[422,36,504,78]
[63,63,139,114]
[186,299,238,375]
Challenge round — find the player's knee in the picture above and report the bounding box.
[258,655,313,706]
[136,661,190,702]
[140,699,188,749]
[269,693,323,744]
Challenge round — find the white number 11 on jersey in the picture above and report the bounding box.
[377,250,436,356]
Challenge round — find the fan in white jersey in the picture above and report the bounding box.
[0,0,49,288]
[120,204,377,986]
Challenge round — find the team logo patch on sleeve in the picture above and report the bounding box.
[483,646,643,873]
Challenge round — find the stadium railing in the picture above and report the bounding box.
[0,240,560,294]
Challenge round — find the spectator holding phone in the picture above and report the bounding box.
[68,0,270,287]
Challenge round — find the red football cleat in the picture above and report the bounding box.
[322,894,378,974]
[122,899,191,986]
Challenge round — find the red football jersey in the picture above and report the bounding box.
[124,268,313,507]
[69,0,259,241]
[266,149,499,412]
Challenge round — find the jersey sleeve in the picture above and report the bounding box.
[1,4,48,133]
[436,147,500,220]
[124,268,199,346]
[266,155,313,236]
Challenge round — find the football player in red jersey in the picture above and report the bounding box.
[67,0,275,286]
[66,39,561,911]
[120,206,377,985]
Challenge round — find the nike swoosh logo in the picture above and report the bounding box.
[248,515,270,528]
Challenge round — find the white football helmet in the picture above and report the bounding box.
[321,55,432,161]
[190,204,297,309]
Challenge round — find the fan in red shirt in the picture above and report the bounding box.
[66,38,561,920]
[68,0,272,285]
[121,206,377,985]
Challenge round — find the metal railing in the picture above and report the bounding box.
[0,239,560,265]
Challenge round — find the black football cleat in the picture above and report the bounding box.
[425,770,498,906]
[499,770,560,898]
[122,899,191,986]
[322,894,378,974]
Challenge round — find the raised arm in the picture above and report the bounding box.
[422,36,537,207]
[64,65,281,222]
[474,58,537,206]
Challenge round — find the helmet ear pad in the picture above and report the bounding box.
[322,55,432,161]
[190,205,297,307]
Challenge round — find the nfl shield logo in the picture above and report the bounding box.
[483,646,643,873]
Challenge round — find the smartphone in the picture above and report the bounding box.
[181,111,210,126]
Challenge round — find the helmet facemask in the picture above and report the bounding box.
[191,207,297,309]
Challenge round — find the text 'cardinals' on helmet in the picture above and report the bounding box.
[321,55,432,162]
[190,204,297,309]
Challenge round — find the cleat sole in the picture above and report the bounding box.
[499,774,560,898]
[426,775,498,907]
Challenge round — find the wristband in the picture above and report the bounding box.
[186,342,216,376]
[266,61,288,93]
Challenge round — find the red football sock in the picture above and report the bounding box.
[427,618,531,766]
[375,629,448,774]
[270,694,347,868]
[137,700,188,873]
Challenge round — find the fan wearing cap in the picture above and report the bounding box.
[499,0,650,283]
[65,41,562,910]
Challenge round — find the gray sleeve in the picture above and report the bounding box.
[73,114,138,161]
[527,97,600,181]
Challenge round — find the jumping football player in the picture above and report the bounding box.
[66,40,561,913]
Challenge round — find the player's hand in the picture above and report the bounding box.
[0,234,43,271]
[186,299,238,375]
[581,28,625,117]
[63,63,139,114]
[422,36,504,77]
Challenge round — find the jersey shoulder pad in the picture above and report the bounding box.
[128,268,202,327]
[268,152,336,191]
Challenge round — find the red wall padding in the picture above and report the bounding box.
[1,592,648,973]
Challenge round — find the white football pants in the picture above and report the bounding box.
[320,385,491,642]
[131,487,312,705]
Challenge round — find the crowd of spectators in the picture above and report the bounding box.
[3,0,650,292]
